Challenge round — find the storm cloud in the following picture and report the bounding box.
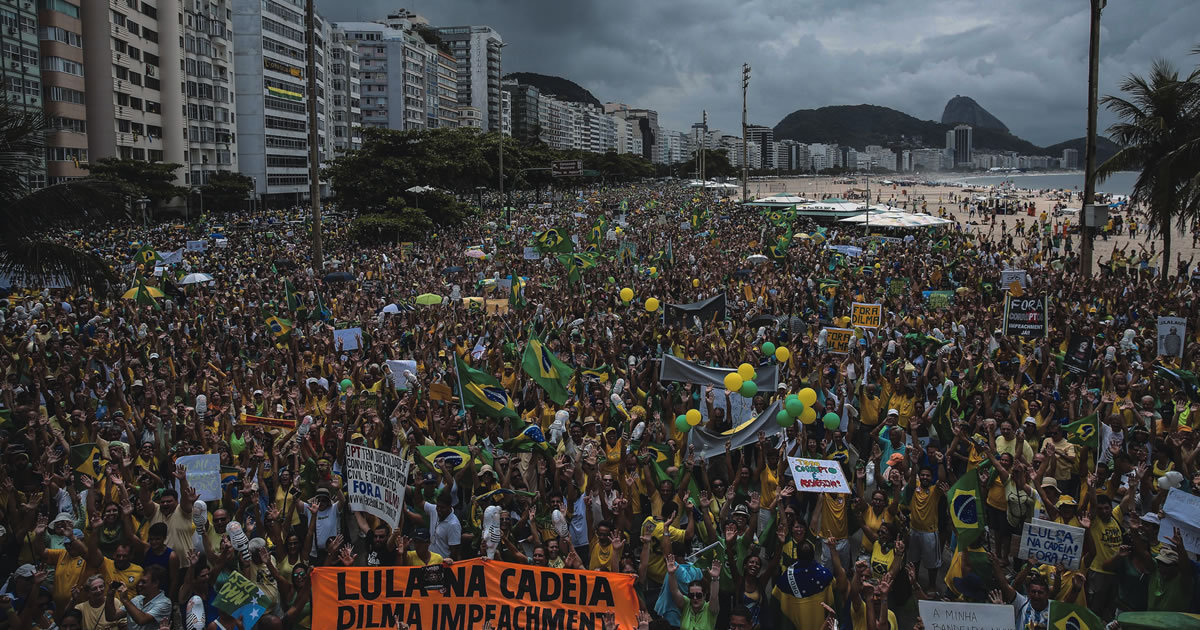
[318,0,1200,147]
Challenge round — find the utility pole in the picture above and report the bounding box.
[1079,0,1105,276]
[305,0,323,269]
[742,63,750,202]
[701,110,707,187]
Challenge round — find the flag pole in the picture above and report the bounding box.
[452,353,467,418]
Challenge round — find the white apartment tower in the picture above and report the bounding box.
[434,24,503,133]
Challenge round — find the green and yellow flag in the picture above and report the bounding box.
[588,217,608,244]
[534,227,573,253]
[70,443,107,479]
[521,335,574,405]
[510,275,527,309]
[454,355,519,420]
[283,279,302,313]
[1049,601,1104,630]
[948,468,986,549]
[265,316,292,337]
[1062,413,1098,448]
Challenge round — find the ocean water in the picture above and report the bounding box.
[955,171,1138,196]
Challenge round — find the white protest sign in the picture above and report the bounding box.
[175,454,221,502]
[522,246,541,260]
[1157,316,1187,358]
[918,601,1014,630]
[345,444,410,528]
[1018,517,1085,569]
[215,238,229,248]
[699,389,755,426]
[787,457,851,494]
[1160,488,1200,554]
[186,240,206,252]
[385,359,418,390]
[333,327,362,351]
[999,269,1027,288]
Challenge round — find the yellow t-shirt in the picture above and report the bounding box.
[870,541,895,579]
[404,551,443,567]
[588,537,615,571]
[851,598,898,630]
[760,467,779,509]
[44,548,91,610]
[861,506,892,539]
[151,505,196,567]
[1088,505,1124,574]
[642,517,686,583]
[101,558,144,592]
[908,485,940,533]
[75,601,123,630]
[816,494,849,540]
[859,391,883,427]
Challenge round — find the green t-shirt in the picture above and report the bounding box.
[1148,567,1192,612]
[681,601,717,630]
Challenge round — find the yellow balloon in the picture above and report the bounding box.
[798,387,817,407]
[737,363,755,381]
[692,278,700,287]
[620,287,634,302]
[800,407,817,424]
[775,346,790,362]
[645,297,660,312]
[686,409,702,426]
[723,372,744,392]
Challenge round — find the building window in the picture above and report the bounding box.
[46,146,88,162]
[38,0,80,20]
[38,26,83,48]
[44,86,85,104]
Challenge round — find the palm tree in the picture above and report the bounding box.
[1096,59,1200,286]
[0,102,127,293]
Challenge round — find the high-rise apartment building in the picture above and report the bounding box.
[434,24,502,133]
[951,124,973,166]
[35,0,83,186]
[327,25,361,154]
[745,125,773,169]
[1061,147,1079,169]
[3,0,45,186]
[604,102,658,162]
[233,0,330,205]
[182,0,238,187]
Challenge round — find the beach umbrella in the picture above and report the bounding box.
[415,293,443,305]
[322,271,354,283]
[178,273,214,285]
[465,249,486,259]
[381,303,401,314]
[121,284,164,300]
[746,254,768,264]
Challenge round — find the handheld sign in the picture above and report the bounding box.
[175,454,221,502]
[1157,316,1187,358]
[917,601,1015,630]
[1018,518,1085,569]
[851,302,883,329]
[823,327,853,354]
[787,457,851,494]
[345,444,410,529]
[1003,295,1047,338]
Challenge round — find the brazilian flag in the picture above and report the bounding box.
[521,334,574,405]
[497,424,550,454]
[416,445,493,471]
[283,279,302,313]
[534,227,573,253]
[221,466,241,499]
[664,240,674,266]
[70,443,107,480]
[932,236,951,253]
[580,364,612,383]
[1062,413,1098,448]
[1050,602,1104,630]
[134,245,161,267]
[616,241,638,265]
[265,316,292,338]
[948,468,986,549]
[766,242,788,262]
[510,275,527,309]
[454,355,519,420]
[309,291,331,322]
[690,207,707,229]
[588,217,608,244]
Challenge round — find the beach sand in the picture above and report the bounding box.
[746,175,1198,274]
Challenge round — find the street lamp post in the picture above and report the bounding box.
[1079,0,1105,276]
[137,197,150,229]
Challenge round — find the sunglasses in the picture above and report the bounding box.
[689,592,705,600]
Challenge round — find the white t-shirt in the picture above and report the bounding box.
[423,502,462,559]
[307,501,340,556]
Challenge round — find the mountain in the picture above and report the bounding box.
[941,95,1009,132]
[1042,136,1121,166]
[772,104,1042,155]
[504,72,602,108]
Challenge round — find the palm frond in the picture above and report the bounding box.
[1,179,129,233]
[0,240,119,295]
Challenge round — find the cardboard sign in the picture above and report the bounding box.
[851,302,883,329]
[918,601,1014,630]
[787,457,851,494]
[1063,332,1095,374]
[175,454,221,502]
[345,444,410,528]
[333,327,363,351]
[522,246,541,260]
[1018,517,1085,569]
[429,382,454,401]
[1160,488,1200,555]
[999,269,1028,288]
[824,327,853,354]
[1157,316,1187,358]
[213,571,271,629]
[1003,295,1048,338]
[386,360,418,390]
[925,291,954,309]
[312,560,639,630]
[239,413,297,430]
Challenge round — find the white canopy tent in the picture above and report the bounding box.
[838,211,954,228]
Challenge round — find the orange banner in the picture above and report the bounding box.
[312,558,638,630]
[239,413,297,430]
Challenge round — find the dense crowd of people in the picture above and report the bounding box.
[1,181,1198,630]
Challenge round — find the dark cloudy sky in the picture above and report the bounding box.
[318,0,1200,148]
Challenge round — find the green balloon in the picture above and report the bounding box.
[762,342,776,356]
[776,410,794,427]
[607,276,616,284]
[786,398,805,417]
[823,412,841,430]
[676,414,691,433]
[739,380,758,398]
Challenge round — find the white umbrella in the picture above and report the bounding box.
[407,185,435,194]
[381,303,401,314]
[179,273,214,285]
[746,254,768,264]
[465,249,486,259]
